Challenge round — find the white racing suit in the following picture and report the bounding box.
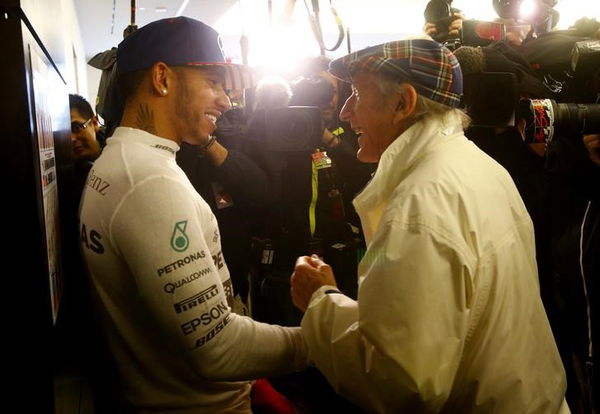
[79,127,307,413]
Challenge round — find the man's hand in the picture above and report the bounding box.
[322,128,340,148]
[424,13,464,38]
[583,134,600,166]
[290,255,337,313]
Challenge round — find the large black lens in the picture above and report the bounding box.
[265,106,323,152]
[518,99,600,144]
[555,103,600,136]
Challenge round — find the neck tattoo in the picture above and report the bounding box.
[135,104,157,135]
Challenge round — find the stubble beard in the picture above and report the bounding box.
[175,72,208,146]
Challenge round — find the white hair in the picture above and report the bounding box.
[374,73,471,129]
[254,76,292,110]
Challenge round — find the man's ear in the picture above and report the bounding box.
[393,83,418,124]
[150,62,172,97]
[92,115,100,132]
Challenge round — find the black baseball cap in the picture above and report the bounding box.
[117,17,254,90]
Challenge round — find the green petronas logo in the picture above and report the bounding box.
[171,220,189,252]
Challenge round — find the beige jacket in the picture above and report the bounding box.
[302,113,568,413]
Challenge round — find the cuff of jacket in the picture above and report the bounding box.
[309,285,342,306]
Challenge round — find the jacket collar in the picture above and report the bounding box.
[353,111,465,243]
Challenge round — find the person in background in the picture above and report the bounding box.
[290,38,569,413]
[294,57,376,232]
[69,94,102,163]
[584,134,600,166]
[78,17,307,413]
[581,133,599,414]
[176,85,270,311]
[252,75,293,112]
[68,93,104,211]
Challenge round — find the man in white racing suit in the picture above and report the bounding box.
[290,38,569,413]
[79,17,307,413]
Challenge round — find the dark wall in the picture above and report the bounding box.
[1,2,74,411]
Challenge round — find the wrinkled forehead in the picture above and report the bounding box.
[349,70,383,91]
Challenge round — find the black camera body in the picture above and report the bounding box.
[424,0,509,51]
[264,106,323,152]
[515,40,600,143]
[424,0,455,44]
[493,0,558,33]
[566,40,600,103]
[518,99,600,144]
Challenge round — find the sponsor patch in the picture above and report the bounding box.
[173,285,219,314]
[157,250,206,277]
[163,267,212,294]
[153,144,175,154]
[86,169,110,196]
[212,251,224,270]
[171,220,189,252]
[194,315,231,348]
[222,279,234,307]
[181,301,229,336]
[80,223,105,254]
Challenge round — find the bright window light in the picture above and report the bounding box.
[554,1,600,29]
[214,1,322,72]
[214,0,600,69]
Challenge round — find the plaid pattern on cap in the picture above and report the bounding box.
[329,39,463,108]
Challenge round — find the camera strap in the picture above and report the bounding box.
[305,0,346,54]
[309,154,320,237]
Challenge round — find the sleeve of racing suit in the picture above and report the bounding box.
[300,216,475,412]
[110,176,308,380]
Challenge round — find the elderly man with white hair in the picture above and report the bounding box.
[290,38,569,413]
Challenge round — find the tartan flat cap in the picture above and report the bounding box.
[329,38,463,108]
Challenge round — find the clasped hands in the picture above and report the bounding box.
[290,255,338,313]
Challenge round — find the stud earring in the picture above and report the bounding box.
[162,89,167,95]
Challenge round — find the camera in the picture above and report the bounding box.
[563,39,600,102]
[289,77,335,108]
[424,0,455,44]
[517,99,600,144]
[264,106,323,152]
[425,0,507,50]
[492,0,558,33]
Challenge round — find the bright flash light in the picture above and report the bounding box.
[249,25,320,73]
[519,0,537,19]
[214,1,321,71]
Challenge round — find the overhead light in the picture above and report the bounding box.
[176,0,190,16]
[138,7,145,11]
[155,6,167,13]
[519,0,537,19]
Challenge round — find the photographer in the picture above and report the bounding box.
[521,21,599,412]
[294,57,377,231]
[176,104,270,310]
[455,19,599,409]
[423,0,464,44]
[290,75,373,230]
[542,125,600,413]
